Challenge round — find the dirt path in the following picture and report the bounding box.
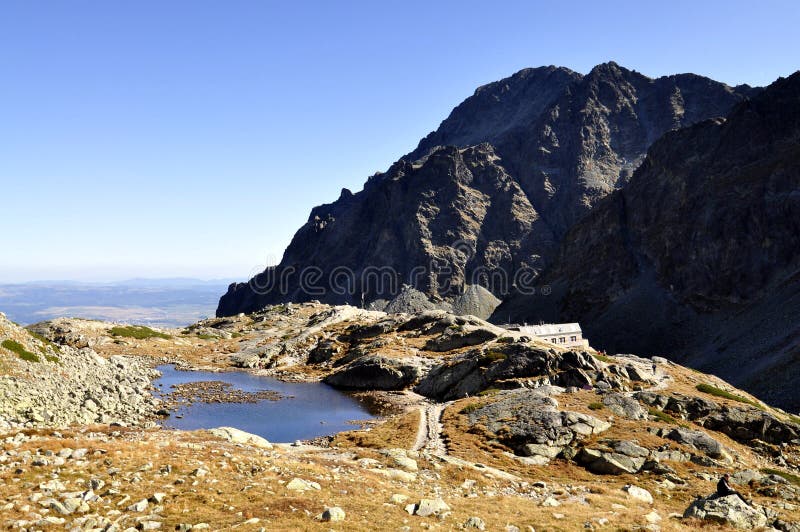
[412,400,452,454]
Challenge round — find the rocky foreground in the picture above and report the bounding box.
[2,303,800,530]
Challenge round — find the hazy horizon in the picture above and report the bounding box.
[2,0,798,283]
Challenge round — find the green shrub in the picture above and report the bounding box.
[26,330,60,354]
[696,383,762,409]
[762,468,800,486]
[648,407,679,424]
[478,350,507,367]
[108,326,170,340]
[231,332,243,339]
[477,388,500,397]
[460,403,481,415]
[44,354,60,363]
[497,336,514,343]
[588,402,604,411]
[196,334,217,340]
[2,339,40,363]
[591,353,613,363]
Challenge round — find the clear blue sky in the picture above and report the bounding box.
[1,1,797,282]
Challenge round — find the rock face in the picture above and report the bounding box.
[497,71,800,410]
[218,63,753,317]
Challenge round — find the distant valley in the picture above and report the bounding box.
[0,279,234,327]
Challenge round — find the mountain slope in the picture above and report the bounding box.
[218,63,755,317]
[496,71,800,409]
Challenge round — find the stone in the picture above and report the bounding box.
[382,448,418,471]
[644,510,661,523]
[602,393,647,420]
[390,494,409,504]
[190,467,209,478]
[662,427,724,458]
[541,497,560,507]
[320,507,345,522]
[684,495,769,529]
[208,427,272,449]
[577,446,647,475]
[128,499,148,512]
[464,516,486,529]
[368,468,417,482]
[414,498,450,517]
[286,478,321,491]
[623,485,653,504]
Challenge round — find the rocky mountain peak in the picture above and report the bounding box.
[219,62,758,319]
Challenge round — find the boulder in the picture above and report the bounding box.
[286,478,321,491]
[465,389,609,455]
[415,354,483,400]
[381,448,418,472]
[623,485,653,504]
[424,325,499,352]
[576,447,647,475]
[208,427,272,449]
[413,498,451,517]
[307,339,341,364]
[602,393,648,420]
[320,507,345,522]
[702,407,800,445]
[661,427,723,458]
[683,495,769,529]
[324,355,422,390]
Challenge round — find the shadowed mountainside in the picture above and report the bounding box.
[496,71,800,409]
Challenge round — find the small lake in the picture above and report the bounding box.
[154,365,377,443]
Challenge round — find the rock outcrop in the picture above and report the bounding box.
[218,63,753,317]
[0,313,158,429]
[684,495,773,529]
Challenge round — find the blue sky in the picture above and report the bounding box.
[1,1,798,282]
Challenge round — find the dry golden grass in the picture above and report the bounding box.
[332,409,419,449]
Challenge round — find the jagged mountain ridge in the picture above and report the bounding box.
[496,71,800,409]
[218,62,755,316]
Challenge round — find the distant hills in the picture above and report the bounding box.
[1,279,234,327]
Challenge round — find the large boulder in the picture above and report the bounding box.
[701,407,800,445]
[208,427,272,449]
[602,393,648,419]
[660,427,724,458]
[684,495,770,529]
[576,440,649,475]
[465,389,610,459]
[415,344,603,400]
[415,356,484,400]
[424,324,499,352]
[324,355,423,390]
